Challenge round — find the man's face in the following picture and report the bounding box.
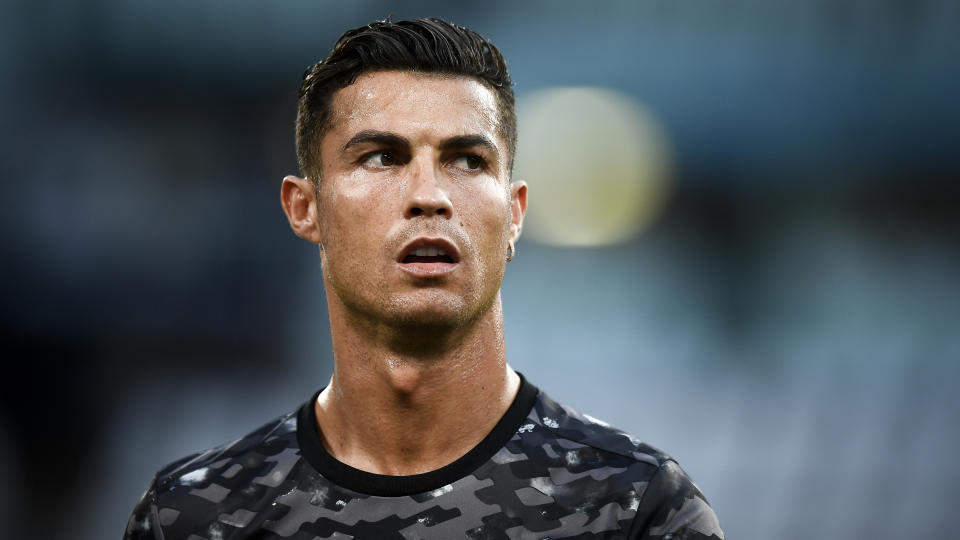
[311,70,525,330]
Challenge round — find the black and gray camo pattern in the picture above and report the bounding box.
[124,391,723,539]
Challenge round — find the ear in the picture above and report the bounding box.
[281,175,323,244]
[508,180,528,245]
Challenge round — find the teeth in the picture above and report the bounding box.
[413,247,447,257]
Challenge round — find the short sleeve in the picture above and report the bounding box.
[628,460,724,539]
[123,477,162,540]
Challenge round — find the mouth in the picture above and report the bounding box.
[402,246,456,264]
[397,238,460,277]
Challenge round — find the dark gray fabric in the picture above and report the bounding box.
[124,384,722,539]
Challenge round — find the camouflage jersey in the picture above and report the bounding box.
[124,376,723,539]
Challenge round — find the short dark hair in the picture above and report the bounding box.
[295,18,516,184]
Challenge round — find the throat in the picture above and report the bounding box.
[318,366,520,476]
[382,357,437,397]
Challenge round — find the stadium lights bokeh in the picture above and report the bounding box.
[514,87,673,247]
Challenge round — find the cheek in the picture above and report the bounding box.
[328,171,395,211]
[460,190,511,252]
[322,176,399,240]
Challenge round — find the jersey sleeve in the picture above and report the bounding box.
[123,478,163,540]
[628,460,724,539]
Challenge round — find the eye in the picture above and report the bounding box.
[362,151,396,168]
[451,155,484,171]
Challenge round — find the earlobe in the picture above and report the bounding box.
[281,175,323,244]
[509,181,528,243]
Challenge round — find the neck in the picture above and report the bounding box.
[315,291,520,476]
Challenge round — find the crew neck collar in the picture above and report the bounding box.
[296,373,539,497]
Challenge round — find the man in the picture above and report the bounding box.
[124,18,722,539]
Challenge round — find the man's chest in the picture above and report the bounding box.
[157,457,645,539]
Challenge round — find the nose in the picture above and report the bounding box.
[403,159,453,219]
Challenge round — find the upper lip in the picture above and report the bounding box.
[397,237,461,263]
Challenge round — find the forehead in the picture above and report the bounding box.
[325,71,502,145]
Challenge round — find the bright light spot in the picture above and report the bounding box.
[179,468,208,485]
[515,87,673,246]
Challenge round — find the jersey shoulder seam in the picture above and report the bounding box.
[627,459,675,535]
[532,391,673,467]
[538,423,672,469]
[148,477,167,540]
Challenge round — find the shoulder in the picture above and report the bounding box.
[517,390,724,539]
[124,407,304,539]
[152,408,300,492]
[525,389,672,469]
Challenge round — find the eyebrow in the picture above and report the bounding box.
[438,134,500,162]
[342,130,409,153]
[341,130,500,162]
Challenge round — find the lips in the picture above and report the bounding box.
[397,238,460,277]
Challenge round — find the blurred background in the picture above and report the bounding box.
[2,1,959,538]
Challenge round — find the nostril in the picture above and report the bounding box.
[410,207,423,217]
[437,208,447,215]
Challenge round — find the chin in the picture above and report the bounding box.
[389,299,468,330]
[385,288,494,331]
